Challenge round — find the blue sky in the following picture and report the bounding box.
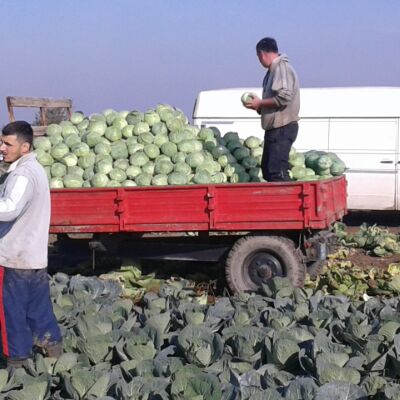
[0,0,399,123]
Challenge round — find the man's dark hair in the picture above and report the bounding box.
[2,121,33,148]
[256,37,279,54]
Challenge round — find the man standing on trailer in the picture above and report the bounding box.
[244,37,300,182]
[0,121,62,369]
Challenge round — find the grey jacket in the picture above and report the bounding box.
[261,54,300,131]
[0,152,50,269]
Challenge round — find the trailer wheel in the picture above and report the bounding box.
[225,236,305,293]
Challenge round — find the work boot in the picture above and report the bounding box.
[6,358,31,370]
[45,341,63,358]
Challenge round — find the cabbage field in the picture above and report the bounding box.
[2,258,400,399]
[32,105,346,188]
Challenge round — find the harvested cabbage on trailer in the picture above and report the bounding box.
[34,106,346,188]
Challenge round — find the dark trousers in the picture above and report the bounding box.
[261,122,298,182]
[0,267,62,359]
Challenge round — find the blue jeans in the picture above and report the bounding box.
[0,267,61,359]
[262,122,299,181]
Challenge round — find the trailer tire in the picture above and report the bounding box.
[307,260,326,278]
[225,235,305,293]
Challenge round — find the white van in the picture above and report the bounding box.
[192,87,400,211]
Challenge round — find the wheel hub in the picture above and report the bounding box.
[247,252,283,285]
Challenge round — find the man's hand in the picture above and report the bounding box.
[243,95,262,112]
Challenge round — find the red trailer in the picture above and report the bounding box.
[49,176,347,293]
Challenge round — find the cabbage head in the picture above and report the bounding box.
[291,166,307,180]
[61,153,78,167]
[91,173,109,187]
[144,111,161,127]
[33,136,52,152]
[153,134,169,148]
[226,140,242,153]
[106,180,119,187]
[178,140,202,154]
[211,172,227,183]
[94,142,111,155]
[109,168,127,182]
[128,143,145,155]
[211,145,229,159]
[110,141,128,160]
[122,180,137,187]
[63,174,83,188]
[223,131,240,143]
[161,142,178,157]
[77,119,90,132]
[330,160,346,176]
[142,162,155,175]
[154,160,174,175]
[50,177,64,189]
[63,134,81,152]
[290,153,306,168]
[62,124,79,137]
[37,152,54,167]
[186,152,205,168]
[49,134,63,146]
[152,122,168,136]
[138,132,155,145]
[70,112,85,125]
[217,154,236,167]
[47,124,62,136]
[144,144,160,159]
[241,156,258,169]
[317,155,333,170]
[84,132,102,148]
[193,170,212,184]
[105,126,122,142]
[135,173,152,186]
[198,127,214,142]
[95,159,113,174]
[51,162,67,178]
[121,125,134,138]
[166,118,184,133]
[126,110,144,125]
[88,120,107,136]
[174,162,192,175]
[241,92,255,104]
[167,172,187,185]
[67,166,84,178]
[114,159,130,171]
[112,117,128,131]
[78,153,96,169]
[126,165,142,179]
[172,152,186,164]
[196,160,221,175]
[169,131,185,144]
[51,143,70,160]
[244,136,262,149]
[133,122,150,135]
[152,174,168,186]
[233,147,250,161]
[158,107,175,122]
[130,151,149,167]
[72,143,90,157]
[83,167,95,181]
[251,147,263,158]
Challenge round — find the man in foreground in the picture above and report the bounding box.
[244,37,300,181]
[0,121,62,369]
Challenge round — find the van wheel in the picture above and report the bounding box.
[225,236,305,293]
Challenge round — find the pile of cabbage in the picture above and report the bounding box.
[289,149,346,181]
[33,105,346,189]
